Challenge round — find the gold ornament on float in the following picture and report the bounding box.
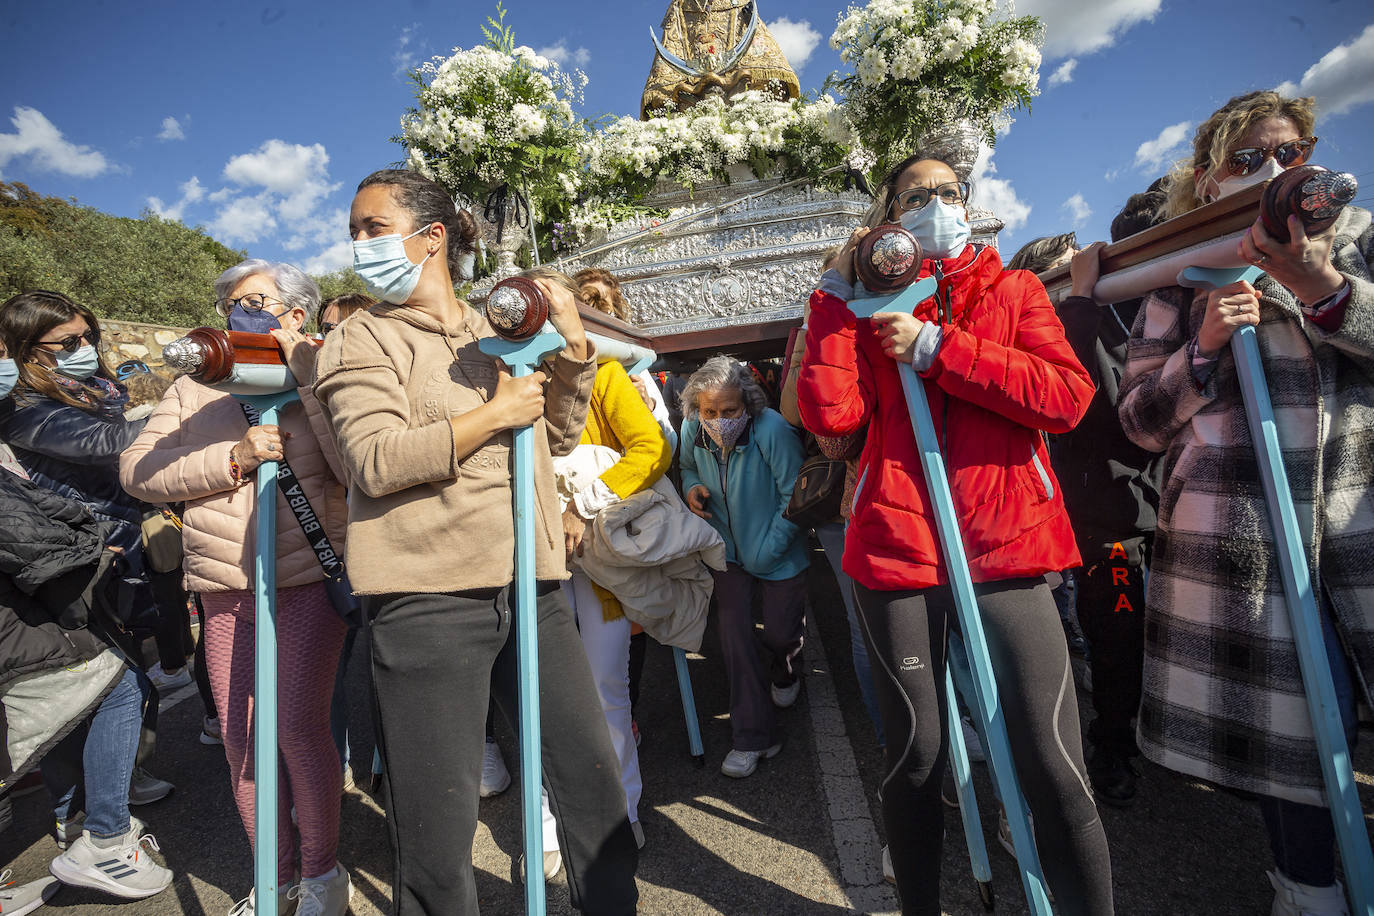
[641,0,800,118]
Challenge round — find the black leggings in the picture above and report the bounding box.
[854,577,1114,916]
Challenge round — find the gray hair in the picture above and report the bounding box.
[681,355,768,421]
[214,259,322,324]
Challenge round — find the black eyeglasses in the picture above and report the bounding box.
[894,181,971,213]
[319,322,339,335]
[214,293,287,318]
[1224,137,1318,177]
[38,328,99,354]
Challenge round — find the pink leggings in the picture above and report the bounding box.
[201,582,346,883]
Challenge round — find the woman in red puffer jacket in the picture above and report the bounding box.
[797,154,1113,916]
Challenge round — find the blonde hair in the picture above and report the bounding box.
[1159,91,1317,220]
[520,266,583,302]
[573,267,630,321]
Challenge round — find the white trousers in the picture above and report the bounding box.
[561,571,642,824]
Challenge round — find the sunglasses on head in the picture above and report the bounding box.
[38,328,99,354]
[1224,136,1317,178]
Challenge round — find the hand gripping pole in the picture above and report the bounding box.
[236,389,301,913]
[1180,265,1374,914]
[849,281,1053,914]
[478,330,566,916]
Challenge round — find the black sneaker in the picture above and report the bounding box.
[1088,746,1138,808]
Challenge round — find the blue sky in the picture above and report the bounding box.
[3,0,1372,277]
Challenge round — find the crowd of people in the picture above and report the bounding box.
[0,87,1370,916]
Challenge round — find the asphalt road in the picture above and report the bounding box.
[5,542,1372,914]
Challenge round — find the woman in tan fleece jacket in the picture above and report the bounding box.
[312,169,638,916]
[119,260,351,915]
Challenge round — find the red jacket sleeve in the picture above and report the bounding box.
[925,273,1093,434]
[796,289,875,437]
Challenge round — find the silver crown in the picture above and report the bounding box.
[160,337,204,373]
[869,231,917,279]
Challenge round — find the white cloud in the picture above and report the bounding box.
[1014,0,1160,59]
[1047,59,1076,87]
[394,23,421,77]
[147,176,205,222]
[767,17,821,71]
[971,144,1031,231]
[0,106,110,179]
[1276,23,1374,119]
[304,238,354,275]
[208,193,277,245]
[157,116,186,141]
[1133,120,1192,173]
[1061,192,1092,226]
[537,40,591,68]
[223,139,340,224]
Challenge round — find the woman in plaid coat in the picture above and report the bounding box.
[1119,90,1374,915]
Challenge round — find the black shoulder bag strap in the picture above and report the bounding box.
[240,403,345,582]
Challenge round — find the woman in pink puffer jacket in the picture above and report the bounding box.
[119,259,351,915]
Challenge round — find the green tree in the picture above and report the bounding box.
[0,182,245,327]
[312,268,369,302]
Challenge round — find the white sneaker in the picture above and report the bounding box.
[480,738,511,797]
[227,886,294,916]
[289,866,353,916]
[959,717,985,763]
[129,767,174,806]
[0,868,60,916]
[49,824,172,899]
[880,846,895,884]
[200,716,224,746]
[148,663,193,692]
[517,850,563,883]
[770,679,801,708]
[720,743,782,778]
[1269,869,1349,916]
[56,813,144,850]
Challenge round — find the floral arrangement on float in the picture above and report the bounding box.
[398,4,588,269]
[583,91,856,197]
[827,0,1043,177]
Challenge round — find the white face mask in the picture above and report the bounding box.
[1198,156,1285,204]
[351,225,434,304]
[899,199,970,261]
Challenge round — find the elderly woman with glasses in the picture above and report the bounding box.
[120,259,353,915]
[797,154,1112,914]
[1119,91,1374,916]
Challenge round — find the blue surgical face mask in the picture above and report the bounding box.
[54,345,100,381]
[0,358,17,397]
[899,199,971,261]
[352,226,434,304]
[226,304,284,334]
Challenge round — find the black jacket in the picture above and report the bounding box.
[0,388,148,556]
[0,468,127,790]
[1052,295,1161,553]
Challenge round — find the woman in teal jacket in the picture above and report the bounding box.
[679,356,807,779]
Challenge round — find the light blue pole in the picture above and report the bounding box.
[235,389,299,913]
[946,639,995,911]
[478,330,566,916]
[1181,265,1374,914]
[672,647,705,763]
[850,281,1053,914]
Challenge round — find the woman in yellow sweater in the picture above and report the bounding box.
[537,267,672,849]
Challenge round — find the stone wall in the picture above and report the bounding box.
[98,318,192,405]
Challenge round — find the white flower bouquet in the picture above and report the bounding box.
[829,0,1043,171]
[399,4,588,216]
